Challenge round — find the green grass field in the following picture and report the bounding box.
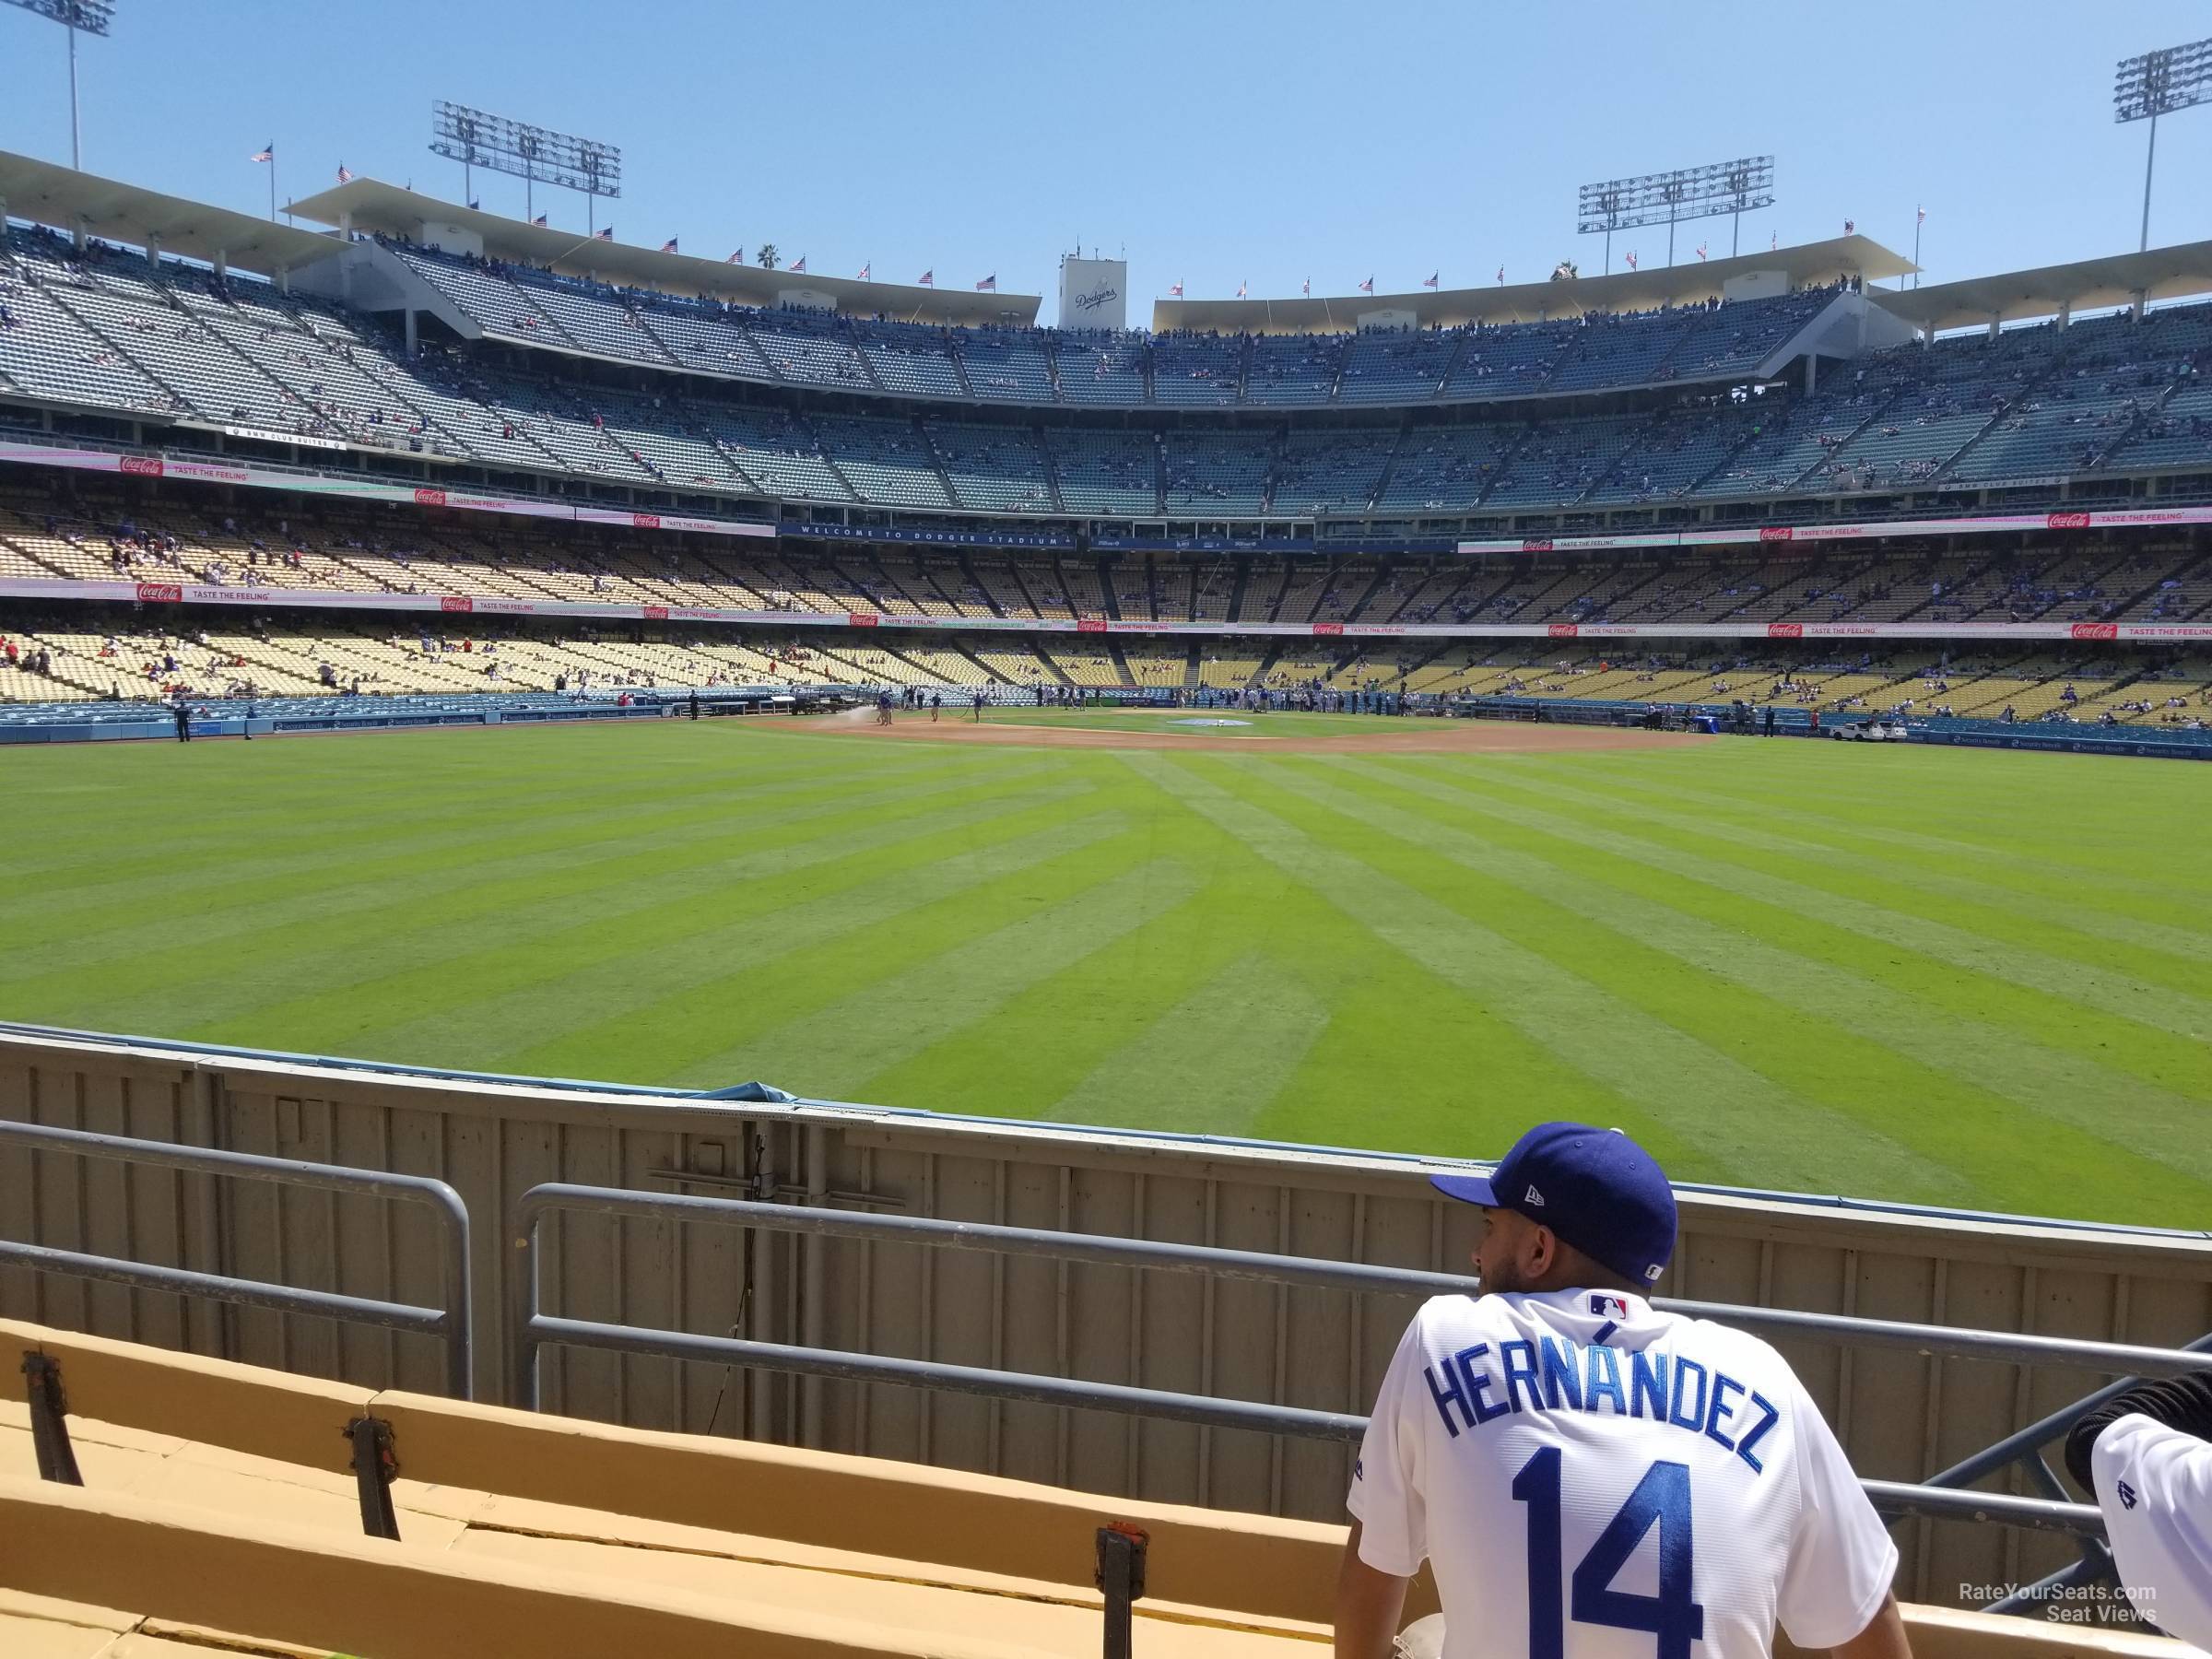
[5,716,2208,1228]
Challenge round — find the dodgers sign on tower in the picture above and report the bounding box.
[1058,253,1127,330]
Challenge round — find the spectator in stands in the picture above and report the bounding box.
[1337,1122,1909,1659]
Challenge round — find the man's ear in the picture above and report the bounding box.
[1527,1222,1559,1280]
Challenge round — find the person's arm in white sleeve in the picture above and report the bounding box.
[1337,1317,1430,1659]
[2090,1413,2212,1649]
[2065,1370,2212,1650]
[1775,1375,1904,1654]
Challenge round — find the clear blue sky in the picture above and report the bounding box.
[5,0,2212,319]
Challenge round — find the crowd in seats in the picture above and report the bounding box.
[6,594,2209,728]
[373,239,1866,418]
[1163,431,1273,513]
[14,479,2212,639]
[14,228,2212,524]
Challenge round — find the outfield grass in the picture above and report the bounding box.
[4,719,2207,1227]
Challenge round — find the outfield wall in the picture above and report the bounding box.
[1,1026,2206,1611]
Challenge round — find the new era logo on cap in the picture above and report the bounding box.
[1429,1122,1678,1288]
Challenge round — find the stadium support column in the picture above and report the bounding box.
[2140,111,2159,253]
[213,248,227,285]
[404,308,418,356]
[65,13,80,170]
[143,235,159,269]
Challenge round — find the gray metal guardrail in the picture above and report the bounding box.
[510,1183,2211,1557]
[0,1119,474,1398]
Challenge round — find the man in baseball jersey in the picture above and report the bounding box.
[2064,1368,2212,1648]
[1337,1123,1910,1659]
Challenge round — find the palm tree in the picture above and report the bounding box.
[757,243,778,271]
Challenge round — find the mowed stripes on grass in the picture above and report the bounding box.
[3,720,2207,1228]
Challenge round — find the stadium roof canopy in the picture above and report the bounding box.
[1869,241,2212,333]
[1148,235,1917,335]
[0,148,338,271]
[286,176,1041,326]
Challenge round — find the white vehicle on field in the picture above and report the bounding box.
[1832,717,1910,742]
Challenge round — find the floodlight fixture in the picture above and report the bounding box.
[1577,156,1774,270]
[3,0,114,170]
[429,100,622,230]
[2114,38,2212,251]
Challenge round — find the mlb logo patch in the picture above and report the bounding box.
[1588,1294,1630,1320]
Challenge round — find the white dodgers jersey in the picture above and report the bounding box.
[1350,1288,1897,1659]
[2091,1414,2212,1650]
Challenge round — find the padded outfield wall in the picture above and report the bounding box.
[0,1025,2206,1611]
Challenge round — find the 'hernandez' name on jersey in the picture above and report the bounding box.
[1350,1287,1897,1659]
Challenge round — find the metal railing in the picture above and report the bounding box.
[0,1119,474,1398]
[512,1183,2212,1552]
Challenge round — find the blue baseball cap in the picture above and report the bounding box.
[1431,1122,1677,1287]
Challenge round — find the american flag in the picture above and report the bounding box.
[1625,252,1638,270]
[1169,279,1182,297]
[249,143,274,163]
[1496,265,1505,284]
[1421,272,1438,289]
[594,226,613,241]
[1843,218,1855,234]
[976,274,996,291]
[532,214,547,228]
[856,262,871,280]
[1301,277,1310,296]
[1696,242,1709,261]
[726,250,744,264]
[1917,206,1925,224]
[660,237,679,254]
[1236,279,1247,299]
[918,269,934,287]
[790,255,806,274]
[336,164,354,184]
[1358,276,1373,294]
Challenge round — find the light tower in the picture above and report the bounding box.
[1578,157,1774,273]
[430,101,622,232]
[2115,37,2212,253]
[2,0,115,171]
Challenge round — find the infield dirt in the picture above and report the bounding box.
[797,708,1712,755]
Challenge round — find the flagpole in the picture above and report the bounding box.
[1912,214,1922,288]
[268,154,276,224]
